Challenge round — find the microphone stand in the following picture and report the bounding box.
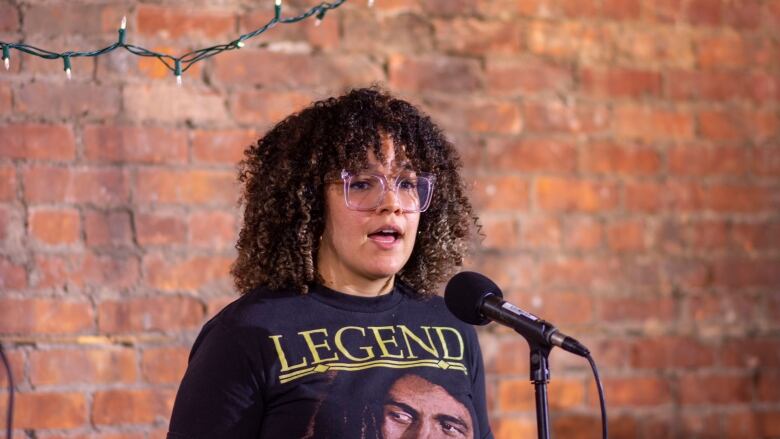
[528,340,552,439]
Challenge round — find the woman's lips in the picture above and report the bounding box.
[368,232,401,249]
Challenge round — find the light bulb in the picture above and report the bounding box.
[121,16,127,30]
[176,74,182,87]
[237,41,245,48]
[3,57,8,71]
[368,0,374,7]
[65,68,72,80]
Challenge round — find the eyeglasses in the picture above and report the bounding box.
[338,169,436,213]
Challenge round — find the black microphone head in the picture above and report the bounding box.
[444,271,503,325]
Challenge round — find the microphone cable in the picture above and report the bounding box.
[0,343,13,439]
[587,353,608,439]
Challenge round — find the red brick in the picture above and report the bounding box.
[536,177,619,212]
[680,374,752,405]
[698,110,748,141]
[142,347,188,384]
[770,0,780,28]
[433,18,522,55]
[189,210,237,250]
[1,81,12,113]
[726,411,760,439]
[697,34,748,69]
[84,125,188,164]
[0,256,26,290]
[123,84,229,124]
[526,291,594,325]
[14,82,120,119]
[497,378,535,411]
[539,257,620,289]
[580,68,662,98]
[23,3,123,36]
[666,70,748,102]
[471,175,530,212]
[0,298,93,334]
[518,215,560,249]
[668,145,748,176]
[23,166,130,205]
[33,252,139,291]
[0,0,19,32]
[582,142,660,175]
[602,0,640,20]
[0,347,24,388]
[613,105,694,142]
[465,253,536,291]
[589,377,671,407]
[757,370,780,402]
[485,138,576,173]
[231,89,315,126]
[389,54,483,93]
[680,412,722,438]
[523,101,608,134]
[343,10,436,55]
[722,338,780,368]
[144,254,233,292]
[479,214,520,250]
[0,164,16,201]
[722,0,762,29]
[562,216,603,250]
[731,222,780,253]
[0,123,75,161]
[758,411,780,437]
[493,418,537,438]
[485,56,572,96]
[606,219,645,252]
[630,336,715,369]
[213,50,381,89]
[642,0,685,22]
[421,0,478,16]
[624,181,663,212]
[29,207,80,245]
[711,258,780,288]
[13,392,87,429]
[193,130,256,165]
[703,184,774,213]
[614,27,695,68]
[136,212,187,246]
[133,169,237,206]
[137,5,235,41]
[423,97,522,135]
[599,296,676,323]
[240,7,339,50]
[84,210,133,247]
[552,414,604,438]
[92,389,174,425]
[98,296,205,333]
[527,21,612,63]
[30,348,137,385]
[685,0,722,25]
[658,219,729,253]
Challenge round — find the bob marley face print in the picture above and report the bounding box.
[382,374,472,439]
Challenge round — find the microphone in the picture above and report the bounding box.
[445,271,590,357]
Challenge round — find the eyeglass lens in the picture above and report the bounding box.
[346,173,433,212]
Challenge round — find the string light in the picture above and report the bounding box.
[0,0,349,84]
[368,0,374,7]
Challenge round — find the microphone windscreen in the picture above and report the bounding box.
[444,271,503,325]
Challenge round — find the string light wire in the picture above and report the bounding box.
[0,0,359,83]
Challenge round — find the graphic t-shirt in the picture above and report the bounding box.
[167,282,494,439]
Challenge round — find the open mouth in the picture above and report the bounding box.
[368,229,401,243]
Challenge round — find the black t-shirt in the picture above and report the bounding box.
[167,282,494,439]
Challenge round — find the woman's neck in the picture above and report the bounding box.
[318,271,395,297]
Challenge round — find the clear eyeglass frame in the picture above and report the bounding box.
[338,169,436,213]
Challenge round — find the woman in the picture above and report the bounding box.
[166,87,493,439]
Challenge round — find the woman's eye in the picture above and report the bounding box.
[440,421,466,437]
[349,179,374,191]
[398,178,417,190]
[386,410,413,425]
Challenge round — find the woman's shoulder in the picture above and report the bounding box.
[208,285,310,328]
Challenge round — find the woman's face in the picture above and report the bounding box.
[317,136,420,294]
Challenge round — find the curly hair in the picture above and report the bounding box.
[231,87,477,297]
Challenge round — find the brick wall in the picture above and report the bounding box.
[1,0,779,437]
